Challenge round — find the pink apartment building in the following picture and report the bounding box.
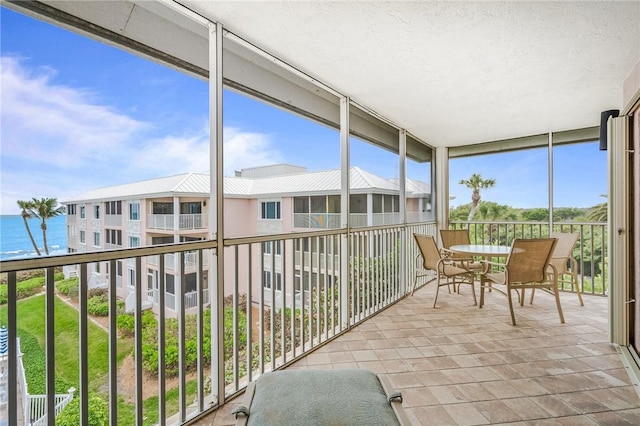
[62,164,431,316]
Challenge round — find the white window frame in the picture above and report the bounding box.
[260,200,281,220]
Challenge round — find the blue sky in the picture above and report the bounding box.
[0,7,607,215]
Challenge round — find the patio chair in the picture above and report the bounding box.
[411,234,477,307]
[479,238,564,326]
[439,229,484,272]
[529,232,584,306]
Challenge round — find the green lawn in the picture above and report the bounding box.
[1,294,133,392]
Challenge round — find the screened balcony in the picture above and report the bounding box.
[1,1,639,426]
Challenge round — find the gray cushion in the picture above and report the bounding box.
[246,369,401,426]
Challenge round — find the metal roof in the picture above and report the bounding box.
[63,167,430,203]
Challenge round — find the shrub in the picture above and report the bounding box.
[18,328,74,394]
[87,295,109,316]
[87,287,108,299]
[0,276,45,304]
[141,308,217,377]
[56,392,108,426]
[117,314,135,338]
[57,278,79,298]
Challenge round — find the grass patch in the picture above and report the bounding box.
[1,294,133,392]
[117,380,199,425]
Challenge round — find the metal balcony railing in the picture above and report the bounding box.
[449,220,608,296]
[4,219,606,424]
[147,214,207,230]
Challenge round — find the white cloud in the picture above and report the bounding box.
[223,127,284,176]
[1,56,147,167]
[0,56,284,214]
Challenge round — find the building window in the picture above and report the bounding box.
[67,204,76,215]
[117,261,123,277]
[263,241,282,255]
[106,201,122,215]
[79,230,86,244]
[105,229,122,246]
[153,202,173,214]
[261,201,281,219]
[128,269,136,287]
[68,225,76,238]
[129,236,140,248]
[152,236,173,245]
[80,206,86,219]
[180,202,202,214]
[166,274,175,295]
[93,232,101,247]
[94,205,100,219]
[264,271,282,291]
[129,202,140,221]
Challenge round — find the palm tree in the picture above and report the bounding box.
[459,173,496,221]
[587,195,608,222]
[27,197,65,255]
[17,199,41,256]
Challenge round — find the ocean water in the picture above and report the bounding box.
[0,215,67,261]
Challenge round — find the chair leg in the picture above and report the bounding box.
[529,288,536,304]
[479,277,486,308]
[433,276,442,308]
[572,272,584,306]
[410,274,417,296]
[553,284,565,324]
[507,288,517,326]
[469,275,477,306]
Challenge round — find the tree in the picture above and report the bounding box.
[17,199,41,256]
[521,208,549,222]
[458,173,496,221]
[587,201,608,222]
[27,197,65,255]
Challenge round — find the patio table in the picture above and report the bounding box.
[449,244,511,258]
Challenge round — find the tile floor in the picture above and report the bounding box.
[194,282,640,425]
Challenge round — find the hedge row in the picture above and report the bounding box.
[0,274,61,304]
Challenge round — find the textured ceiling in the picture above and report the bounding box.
[183,1,640,147]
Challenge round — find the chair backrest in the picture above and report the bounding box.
[440,229,471,248]
[439,229,471,259]
[506,238,557,283]
[414,234,441,271]
[548,232,579,272]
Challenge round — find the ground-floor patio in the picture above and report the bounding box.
[196,281,640,425]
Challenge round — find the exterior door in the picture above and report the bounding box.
[631,108,640,355]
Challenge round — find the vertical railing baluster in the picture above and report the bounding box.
[280,240,286,363]
[315,236,321,345]
[108,260,118,426]
[270,242,276,370]
[247,244,253,381]
[178,252,186,422]
[308,237,314,348]
[259,243,265,374]
[300,238,306,352]
[290,239,296,359]
[323,235,328,341]
[233,245,239,390]
[45,267,55,425]
[79,263,89,425]
[158,255,166,426]
[134,257,143,425]
[7,271,17,426]
[197,249,204,413]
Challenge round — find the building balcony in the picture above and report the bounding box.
[147,213,207,231]
[0,221,632,426]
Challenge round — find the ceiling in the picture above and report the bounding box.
[6,1,640,149]
[181,0,640,148]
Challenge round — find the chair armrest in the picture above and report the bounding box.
[479,259,503,274]
[440,248,454,258]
